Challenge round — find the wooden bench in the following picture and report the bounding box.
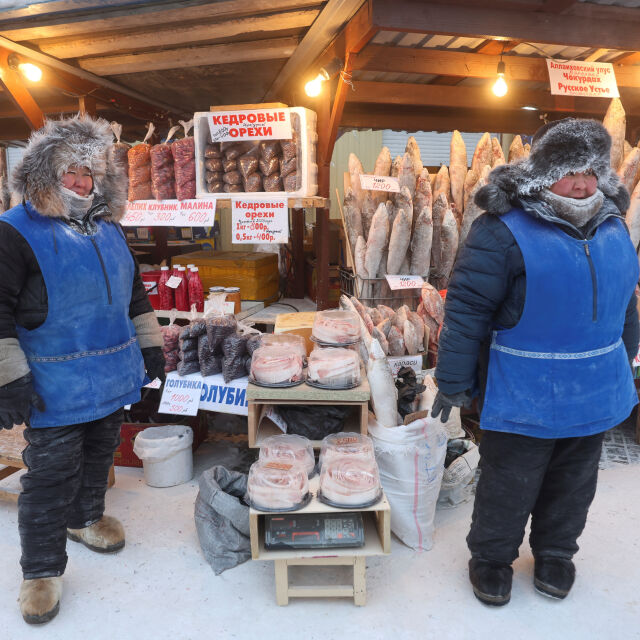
[0,424,115,502]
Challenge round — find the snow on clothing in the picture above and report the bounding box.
[436,152,639,438]
[2,201,146,427]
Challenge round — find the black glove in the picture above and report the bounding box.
[0,373,45,429]
[431,390,471,424]
[141,347,166,384]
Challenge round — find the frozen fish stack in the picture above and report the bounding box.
[343,132,525,295]
[259,434,315,478]
[307,347,360,388]
[250,345,303,385]
[247,459,309,511]
[311,310,360,345]
[318,433,381,508]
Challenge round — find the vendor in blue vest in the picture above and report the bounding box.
[432,118,639,607]
[0,115,166,624]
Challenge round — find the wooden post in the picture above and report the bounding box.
[315,83,332,311]
[78,94,97,116]
[291,207,305,298]
[0,49,44,130]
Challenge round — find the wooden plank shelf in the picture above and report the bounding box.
[247,372,370,448]
[249,476,390,606]
[207,196,329,210]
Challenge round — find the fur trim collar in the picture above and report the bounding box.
[10,114,127,221]
[475,118,630,216]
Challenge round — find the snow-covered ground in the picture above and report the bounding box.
[0,429,639,640]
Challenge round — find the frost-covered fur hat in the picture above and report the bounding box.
[11,114,127,220]
[475,118,629,215]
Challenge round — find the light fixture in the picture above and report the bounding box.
[19,63,42,82]
[304,57,344,98]
[7,53,42,82]
[521,105,539,111]
[492,60,508,97]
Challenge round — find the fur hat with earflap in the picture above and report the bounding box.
[475,118,630,216]
[10,114,127,221]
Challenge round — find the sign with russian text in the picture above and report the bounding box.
[207,109,292,143]
[546,59,619,98]
[122,199,216,227]
[198,373,249,416]
[385,274,424,290]
[232,198,289,244]
[360,174,400,193]
[159,374,203,416]
[387,355,424,376]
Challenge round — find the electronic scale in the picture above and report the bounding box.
[264,512,365,550]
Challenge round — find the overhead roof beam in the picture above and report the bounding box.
[264,0,370,101]
[0,35,184,118]
[353,46,640,88]
[78,36,300,75]
[37,8,319,59]
[0,49,44,130]
[369,0,640,51]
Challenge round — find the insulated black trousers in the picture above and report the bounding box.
[18,409,123,579]
[466,429,605,565]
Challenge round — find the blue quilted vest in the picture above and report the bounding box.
[2,202,145,428]
[481,208,638,438]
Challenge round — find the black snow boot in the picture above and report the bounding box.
[534,556,575,599]
[468,558,513,606]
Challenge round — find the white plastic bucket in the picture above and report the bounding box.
[133,425,194,487]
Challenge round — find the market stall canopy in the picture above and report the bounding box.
[0,0,361,141]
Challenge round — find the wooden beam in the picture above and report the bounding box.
[78,94,97,115]
[37,9,319,59]
[264,0,369,101]
[0,0,322,41]
[353,46,640,88]
[584,48,609,63]
[0,118,35,140]
[0,99,108,118]
[317,1,377,165]
[369,0,640,51]
[340,103,614,135]
[0,36,184,118]
[347,81,627,115]
[0,50,44,130]
[78,36,299,75]
[540,0,575,13]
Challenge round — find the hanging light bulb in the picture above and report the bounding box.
[18,63,42,82]
[305,73,326,98]
[492,60,508,97]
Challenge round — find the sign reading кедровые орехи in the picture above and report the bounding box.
[232,197,289,244]
[122,199,216,227]
[207,109,292,143]
[546,59,619,98]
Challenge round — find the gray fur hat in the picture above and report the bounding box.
[475,118,629,215]
[11,114,127,221]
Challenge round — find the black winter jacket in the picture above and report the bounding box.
[0,207,152,340]
[435,196,640,399]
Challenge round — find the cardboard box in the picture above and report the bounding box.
[171,250,279,301]
[274,311,316,355]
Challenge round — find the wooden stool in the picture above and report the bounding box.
[0,424,115,502]
[274,556,367,606]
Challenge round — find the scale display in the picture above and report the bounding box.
[264,512,365,550]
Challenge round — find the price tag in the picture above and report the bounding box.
[633,343,640,368]
[207,109,292,143]
[223,301,236,314]
[387,355,423,376]
[546,59,619,98]
[159,374,203,416]
[385,274,424,290]
[122,199,216,227]
[144,378,163,389]
[232,197,289,244]
[165,275,182,289]
[359,174,400,193]
[137,227,149,240]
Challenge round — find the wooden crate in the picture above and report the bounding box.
[246,373,370,448]
[250,476,390,606]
